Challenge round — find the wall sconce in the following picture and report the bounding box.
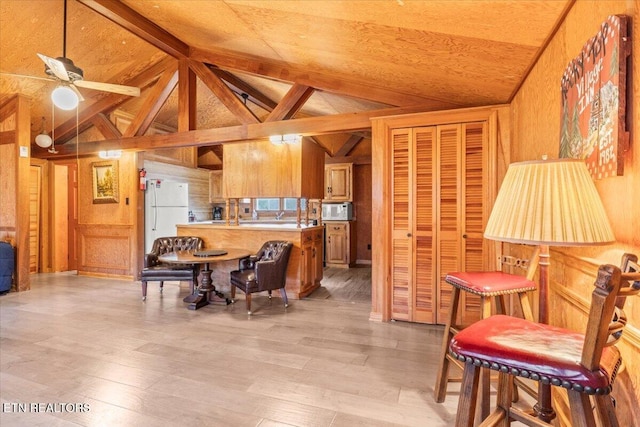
[98,150,122,159]
[269,134,302,145]
[51,85,79,110]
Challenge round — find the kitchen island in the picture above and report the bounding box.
[177,222,323,299]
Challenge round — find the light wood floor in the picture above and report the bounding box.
[0,267,465,426]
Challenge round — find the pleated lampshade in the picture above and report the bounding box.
[484,158,615,246]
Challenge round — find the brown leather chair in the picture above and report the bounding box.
[230,240,293,314]
[140,236,203,300]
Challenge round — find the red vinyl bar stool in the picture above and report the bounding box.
[450,256,640,427]
[433,248,539,421]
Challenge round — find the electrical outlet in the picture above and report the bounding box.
[367,244,371,250]
[244,208,250,213]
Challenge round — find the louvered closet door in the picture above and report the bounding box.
[458,122,487,326]
[391,129,412,320]
[412,127,436,323]
[391,127,436,323]
[435,125,462,324]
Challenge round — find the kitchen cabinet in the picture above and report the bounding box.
[223,139,324,199]
[324,163,352,201]
[325,221,356,268]
[209,170,224,203]
[301,227,324,294]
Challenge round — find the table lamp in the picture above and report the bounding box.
[483,157,615,421]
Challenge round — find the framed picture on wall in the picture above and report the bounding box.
[559,15,630,179]
[92,160,119,204]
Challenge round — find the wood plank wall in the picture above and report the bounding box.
[509,0,640,424]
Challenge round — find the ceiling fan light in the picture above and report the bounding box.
[51,85,79,110]
[35,133,53,148]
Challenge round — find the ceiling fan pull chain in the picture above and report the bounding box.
[62,0,67,58]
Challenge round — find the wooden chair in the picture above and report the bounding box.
[434,248,539,420]
[451,254,640,427]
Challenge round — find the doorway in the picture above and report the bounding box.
[42,161,78,272]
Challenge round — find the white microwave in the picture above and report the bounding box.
[322,203,353,221]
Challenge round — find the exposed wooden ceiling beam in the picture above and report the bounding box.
[178,59,197,132]
[265,84,314,122]
[325,154,371,165]
[334,134,364,158]
[189,60,260,124]
[0,96,18,121]
[91,113,122,139]
[37,103,437,158]
[77,0,189,59]
[0,130,15,145]
[124,64,178,137]
[209,67,278,112]
[191,46,460,109]
[52,56,175,144]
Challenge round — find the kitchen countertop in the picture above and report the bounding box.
[179,221,323,231]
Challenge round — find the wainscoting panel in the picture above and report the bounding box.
[77,224,134,278]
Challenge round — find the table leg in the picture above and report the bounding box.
[183,271,199,304]
[186,263,231,310]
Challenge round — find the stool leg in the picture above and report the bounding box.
[568,390,597,427]
[455,362,481,427]
[434,287,461,403]
[478,296,492,422]
[489,372,512,427]
[594,395,618,427]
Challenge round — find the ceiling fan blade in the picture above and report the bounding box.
[0,71,57,83]
[74,80,140,97]
[37,53,70,81]
[69,84,85,102]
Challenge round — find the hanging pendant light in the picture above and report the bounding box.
[34,116,53,148]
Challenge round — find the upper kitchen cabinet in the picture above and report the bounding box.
[223,138,324,199]
[209,170,224,203]
[324,163,353,201]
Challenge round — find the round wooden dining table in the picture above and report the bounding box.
[159,248,251,310]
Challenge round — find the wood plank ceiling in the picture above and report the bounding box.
[0,0,573,162]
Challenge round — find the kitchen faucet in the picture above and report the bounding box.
[275,211,285,220]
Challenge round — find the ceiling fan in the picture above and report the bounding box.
[1,0,140,109]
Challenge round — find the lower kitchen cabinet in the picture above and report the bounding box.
[301,227,324,295]
[325,221,356,268]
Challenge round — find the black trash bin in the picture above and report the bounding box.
[0,241,15,294]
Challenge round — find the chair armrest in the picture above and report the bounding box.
[239,255,259,270]
[144,253,159,268]
[255,259,280,290]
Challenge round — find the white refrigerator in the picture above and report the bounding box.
[145,180,189,253]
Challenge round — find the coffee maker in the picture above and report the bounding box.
[213,206,223,220]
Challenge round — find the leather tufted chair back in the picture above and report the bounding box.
[140,236,204,300]
[229,240,293,314]
[145,236,203,268]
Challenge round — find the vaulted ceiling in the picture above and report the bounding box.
[0,0,573,161]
